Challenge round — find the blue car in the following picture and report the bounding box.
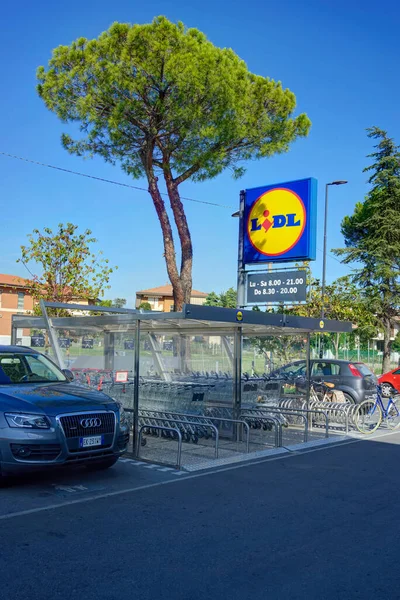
[0,346,129,480]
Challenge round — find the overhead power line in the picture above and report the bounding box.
[0,151,352,268]
[0,151,234,209]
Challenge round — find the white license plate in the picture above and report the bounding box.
[80,435,103,448]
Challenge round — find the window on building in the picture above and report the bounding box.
[17,292,25,310]
[170,304,175,312]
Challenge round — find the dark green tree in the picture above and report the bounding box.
[99,298,127,308]
[37,16,310,311]
[113,298,127,308]
[334,127,400,372]
[205,287,237,308]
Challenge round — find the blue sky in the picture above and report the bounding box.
[1,0,399,306]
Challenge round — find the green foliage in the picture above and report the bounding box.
[99,299,112,307]
[37,16,310,183]
[112,298,126,308]
[99,298,126,308]
[392,331,400,353]
[334,127,400,371]
[18,223,115,315]
[36,16,310,310]
[205,287,237,308]
[138,301,152,311]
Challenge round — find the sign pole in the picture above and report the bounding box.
[236,190,246,309]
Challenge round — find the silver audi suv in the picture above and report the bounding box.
[0,346,129,480]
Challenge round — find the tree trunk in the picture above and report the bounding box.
[146,175,184,308]
[382,319,392,374]
[164,165,193,311]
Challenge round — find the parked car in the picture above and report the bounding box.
[378,367,400,397]
[267,359,377,404]
[0,346,129,480]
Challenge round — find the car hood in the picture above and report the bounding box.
[0,383,117,416]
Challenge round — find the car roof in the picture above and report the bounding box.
[0,345,40,354]
[287,359,359,365]
[311,359,358,364]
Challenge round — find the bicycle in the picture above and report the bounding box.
[353,384,400,434]
[310,381,337,403]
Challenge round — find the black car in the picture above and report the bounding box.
[268,359,377,404]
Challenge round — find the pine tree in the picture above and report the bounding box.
[335,127,400,372]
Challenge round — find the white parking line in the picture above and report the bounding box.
[0,434,371,522]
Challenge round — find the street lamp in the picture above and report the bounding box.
[321,180,348,319]
[319,180,347,357]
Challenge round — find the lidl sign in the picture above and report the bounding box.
[243,178,317,264]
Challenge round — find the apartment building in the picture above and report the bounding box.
[135,284,208,312]
[0,274,33,344]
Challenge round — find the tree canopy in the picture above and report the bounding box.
[334,127,400,372]
[37,16,311,310]
[18,223,115,315]
[204,287,237,308]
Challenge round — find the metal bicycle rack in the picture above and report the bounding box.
[278,397,356,434]
[147,410,252,453]
[138,411,220,458]
[242,407,309,443]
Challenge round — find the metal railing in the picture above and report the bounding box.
[240,411,283,447]
[138,424,182,469]
[139,412,220,458]
[244,407,309,443]
[149,409,251,453]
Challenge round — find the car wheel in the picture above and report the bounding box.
[380,382,394,398]
[343,392,356,404]
[85,457,119,471]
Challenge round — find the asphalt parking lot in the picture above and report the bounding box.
[2,431,400,600]
[0,456,188,518]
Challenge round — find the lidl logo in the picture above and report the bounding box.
[247,188,306,257]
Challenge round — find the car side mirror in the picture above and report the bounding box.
[62,369,74,382]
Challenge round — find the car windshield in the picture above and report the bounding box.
[0,353,66,384]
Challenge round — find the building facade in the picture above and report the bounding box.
[0,274,34,345]
[135,284,208,312]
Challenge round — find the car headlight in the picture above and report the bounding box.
[117,404,126,425]
[5,413,50,429]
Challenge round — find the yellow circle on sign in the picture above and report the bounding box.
[319,320,324,329]
[236,311,243,322]
[247,188,306,256]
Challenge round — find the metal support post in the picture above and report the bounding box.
[306,333,311,411]
[39,300,65,369]
[236,190,246,309]
[233,328,242,422]
[148,334,172,382]
[104,332,115,371]
[11,323,17,345]
[133,319,141,457]
[221,336,234,370]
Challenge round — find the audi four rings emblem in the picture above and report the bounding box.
[80,417,102,428]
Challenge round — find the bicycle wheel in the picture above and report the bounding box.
[386,402,400,429]
[353,400,382,434]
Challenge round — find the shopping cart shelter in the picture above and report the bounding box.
[12,302,353,470]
